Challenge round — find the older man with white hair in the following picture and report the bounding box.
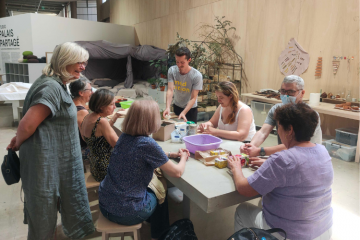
[241,75,322,158]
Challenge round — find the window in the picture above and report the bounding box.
[102,0,107,3]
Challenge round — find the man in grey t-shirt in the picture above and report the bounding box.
[163,47,203,123]
[241,75,322,157]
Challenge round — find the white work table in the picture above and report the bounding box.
[113,119,259,239]
[155,139,258,213]
[242,93,360,163]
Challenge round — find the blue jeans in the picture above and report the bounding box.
[99,189,170,238]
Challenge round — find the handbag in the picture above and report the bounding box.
[1,149,20,185]
[227,227,287,240]
[148,168,167,204]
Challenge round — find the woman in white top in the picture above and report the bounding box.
[198,81,256,142]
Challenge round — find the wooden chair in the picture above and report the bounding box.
[96,211,142,240]
[84,172,100,191]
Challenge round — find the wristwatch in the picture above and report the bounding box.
[260,147,266,156]
[168,152,171,158]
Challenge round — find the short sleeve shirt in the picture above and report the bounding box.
[167,66,203,108]
[99,134,169,217]
[264,103,322,144]
[247,144,333,240]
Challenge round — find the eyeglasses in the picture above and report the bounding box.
[278,89,302,96]
[77,61,88,67]
[83,88,93,92]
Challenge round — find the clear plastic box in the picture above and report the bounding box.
[324,139,356,162]
[335,127,358,146]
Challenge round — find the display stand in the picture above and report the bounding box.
[5,63,46,83]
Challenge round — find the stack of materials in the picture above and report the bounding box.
[324,127,358,162]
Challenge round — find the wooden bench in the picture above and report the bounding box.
[84,172,100,191]
[96,211,142,240]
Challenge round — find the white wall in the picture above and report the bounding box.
[30,14,135,57]
[0,13,135,82]
[0,14,33,78]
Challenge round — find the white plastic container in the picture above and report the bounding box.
[324,139,356,162]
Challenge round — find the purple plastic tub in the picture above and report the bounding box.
[182,134,223,154]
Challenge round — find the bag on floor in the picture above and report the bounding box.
[227,227,287,240]
[158,218,198,240]
[1,149,20,185]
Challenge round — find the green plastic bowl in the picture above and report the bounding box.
[120,100,134,109]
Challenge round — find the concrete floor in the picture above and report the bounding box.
[0,127,359,239]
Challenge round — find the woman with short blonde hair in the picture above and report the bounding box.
[199,81,256,142]
[7,42,95,239]
[99,99,190,240]
[121,100,161,136]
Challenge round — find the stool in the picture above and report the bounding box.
[84,172,100,191]
[96,211,142,240]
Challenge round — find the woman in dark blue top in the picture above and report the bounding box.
[99,99,189,240]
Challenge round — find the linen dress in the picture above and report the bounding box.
[20,75,95,240]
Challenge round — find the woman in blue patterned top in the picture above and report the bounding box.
[99,99,189,240]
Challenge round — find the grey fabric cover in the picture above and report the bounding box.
[75,41,167,88]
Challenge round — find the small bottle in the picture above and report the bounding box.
[346,90,352,102]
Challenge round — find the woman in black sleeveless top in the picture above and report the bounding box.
[69,77,93,169]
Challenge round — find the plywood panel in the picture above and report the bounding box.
[192,0,221,8]
[109,0,359,100]
[297,0,359,99]
[245,0,301,93]
[179,0,193,12]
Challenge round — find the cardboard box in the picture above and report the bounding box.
[195,148,232,166]
[152,121,175,141]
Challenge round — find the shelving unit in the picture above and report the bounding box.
[5,63,46,83]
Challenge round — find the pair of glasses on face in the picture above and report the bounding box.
[77,61,88,67]
[83,88,93,92]
[278,89,302,96]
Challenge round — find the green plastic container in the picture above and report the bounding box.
[120,100,134,109]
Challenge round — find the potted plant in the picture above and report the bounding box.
[158,79,166,91]
[160,65,168,79]
[147,77,157,89]
[149,58,167,78]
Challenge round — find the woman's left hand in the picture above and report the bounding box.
[227,155,242,171]
[177,148,190,157]
[202,126,218,136]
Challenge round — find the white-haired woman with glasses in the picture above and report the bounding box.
[7,42,95,239]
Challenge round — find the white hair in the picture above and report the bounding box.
[282,75,304,90]
[42,42,89,82]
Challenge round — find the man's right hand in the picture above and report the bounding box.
[163,108,170,119]
[241,143,261,157]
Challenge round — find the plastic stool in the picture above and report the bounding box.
[96,211,142,240]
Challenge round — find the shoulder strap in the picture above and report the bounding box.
[265,228,287,240]
[92,117,102,137]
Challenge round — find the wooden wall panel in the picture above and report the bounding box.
[297,0,359,99]
[109,0,359,98]
[244,0,301,93]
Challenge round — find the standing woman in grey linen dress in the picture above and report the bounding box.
[7,42,95,240]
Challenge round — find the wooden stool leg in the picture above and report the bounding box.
[102,232,109,240]
[137,229,141,240]
[120,232,125,240]
[133,229,139,240]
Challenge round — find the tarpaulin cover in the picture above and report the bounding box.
[75,41,167,88]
